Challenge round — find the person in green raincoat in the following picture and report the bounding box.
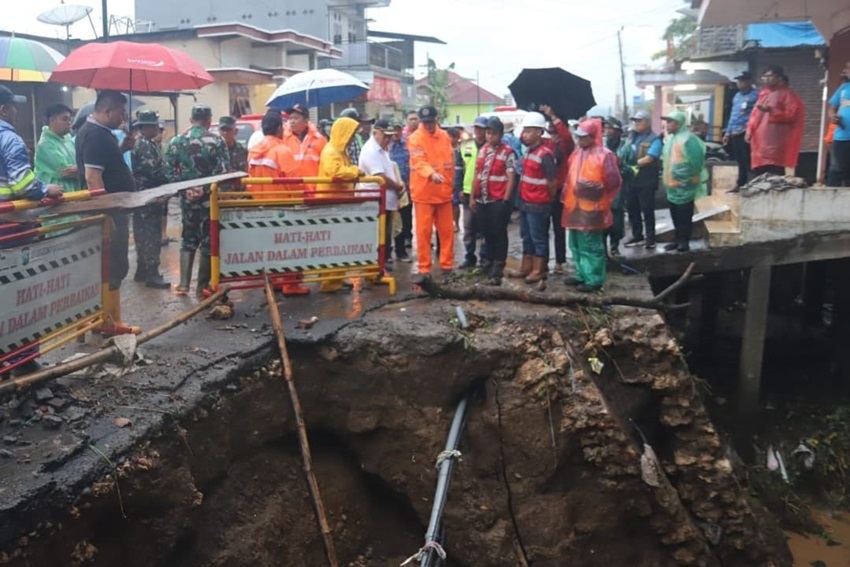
[34,104,79,193]
[660,110,707,253]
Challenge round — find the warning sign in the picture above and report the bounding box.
[219,201,380,277]
[0,225,103,355]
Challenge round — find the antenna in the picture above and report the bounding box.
[37,3,95,40]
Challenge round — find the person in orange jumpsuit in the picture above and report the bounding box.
[407,105,455,278]
[246,111,299,199]
[282,104,327,194]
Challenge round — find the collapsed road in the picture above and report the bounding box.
[0,262,794,566]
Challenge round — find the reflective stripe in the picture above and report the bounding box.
[0,186,13,200]
[520,175,548,185]
[296,154,320,162]
[526,153,543,164]
[10,171,35,193]
[249,158,278,169]
[488,175,508,182]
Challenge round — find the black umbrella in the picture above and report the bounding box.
[508,68,596,121]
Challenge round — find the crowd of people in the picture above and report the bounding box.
[3,62,832,355]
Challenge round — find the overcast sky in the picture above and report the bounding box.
[7,0,686,112]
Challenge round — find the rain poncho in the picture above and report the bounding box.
[34,126,79,193]
[561,118,622,230]
[746,84,804,169]
[317,117,360,197]
[662,111,708,205]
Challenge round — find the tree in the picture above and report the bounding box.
[425,58,455,122]
[652,10,698,62]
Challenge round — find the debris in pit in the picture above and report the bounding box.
[792,443,815,470]
[3,435,18,445]
[113,417,132,428]
[42,415,63,430]
[296,316,319,329]
[34,388,54,403]
[208,301,234,320]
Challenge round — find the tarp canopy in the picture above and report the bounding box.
[698,0,850,42]
[746,22,826,48]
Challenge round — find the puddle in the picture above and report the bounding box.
[787,510,850,566]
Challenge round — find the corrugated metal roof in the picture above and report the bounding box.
[745,22,826,48]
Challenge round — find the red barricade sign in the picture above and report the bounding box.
[219,201,380,276]
[0,221,105,357]
[210,178,396,295]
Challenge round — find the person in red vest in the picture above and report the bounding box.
[510,112,557,284]
[561,118,622,293]
[746,65,804,176]
[471,117,518,285]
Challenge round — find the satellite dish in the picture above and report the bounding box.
[37,4,95,39]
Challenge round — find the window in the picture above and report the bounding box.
[229,84,252,117]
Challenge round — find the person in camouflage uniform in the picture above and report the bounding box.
[166,104,230,296]
[131,109,172,289]
[218,116,247,191]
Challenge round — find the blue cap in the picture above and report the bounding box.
[473,116,489,129]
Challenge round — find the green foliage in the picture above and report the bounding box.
[652,14,698,62]
[426,58,456,123]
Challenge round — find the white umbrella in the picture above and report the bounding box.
[266,68,368,110]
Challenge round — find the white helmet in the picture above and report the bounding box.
[522,111,547,132]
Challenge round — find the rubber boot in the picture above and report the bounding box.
[525,256,547,284]
[507,255,532,279]
[319,271,346,293]
[196,254,212,297]
[99,289,141,336]
[488,261,506,286]
[176,250,195,295]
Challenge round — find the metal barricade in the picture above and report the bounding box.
[0,215,111,376]
[209,178,396,295]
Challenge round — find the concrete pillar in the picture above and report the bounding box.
[735,264,771,460]
[652,86,663,133]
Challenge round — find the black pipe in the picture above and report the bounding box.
[420,392,471,567]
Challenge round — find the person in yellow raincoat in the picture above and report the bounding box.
[317,116,361,198]
[316,116,362,292]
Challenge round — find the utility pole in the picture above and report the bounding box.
[476,71,480,116]
[617,27,628,120]
[101,0,109,41]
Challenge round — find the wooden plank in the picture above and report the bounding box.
[736,265,771,441]
[0,172,247,222]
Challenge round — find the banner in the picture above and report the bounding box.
[0,225,103,355]
[368,77,402,105]
[219,201,380,277]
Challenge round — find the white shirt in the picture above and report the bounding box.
[247,129,264,150]
[358,135,400,211]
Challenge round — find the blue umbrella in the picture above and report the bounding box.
[266,68,368,110]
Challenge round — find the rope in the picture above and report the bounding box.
[399,541,447,566]
[435,449,462,469]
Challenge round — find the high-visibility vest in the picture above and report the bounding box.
[519,144,555,204]
[474,143,514,201]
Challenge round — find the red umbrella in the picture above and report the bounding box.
[49,41,213,92]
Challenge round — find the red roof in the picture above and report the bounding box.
[416,71,503,105]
